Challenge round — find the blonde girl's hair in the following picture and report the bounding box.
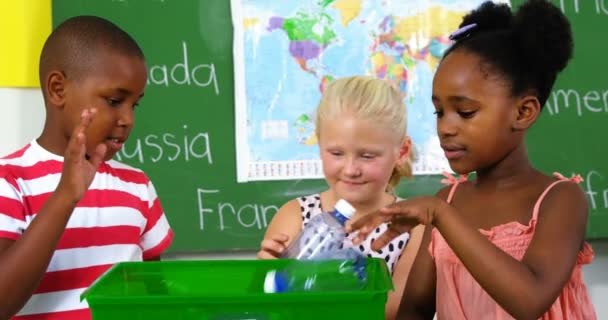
[315,76,415,193]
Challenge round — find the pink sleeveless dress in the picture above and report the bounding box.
[429,172,596,319]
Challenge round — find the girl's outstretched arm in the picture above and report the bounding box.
[349,182,588,320]
[257,199,302,259]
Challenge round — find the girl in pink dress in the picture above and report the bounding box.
[347,0,596,319]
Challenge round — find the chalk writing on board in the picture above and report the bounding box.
[583,170,608,212]
[147,41,219,95]
[115,125,213,164]
[555,0,608,14]
[545,88,608,116]
[197,188,279,231]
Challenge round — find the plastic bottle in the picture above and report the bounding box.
[264,199,368,294]
[264,249,368,293]
[281,199,355,260]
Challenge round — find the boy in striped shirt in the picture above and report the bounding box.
[0,16,173,319]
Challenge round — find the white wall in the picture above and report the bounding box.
[583,240,608,318]
[2,89,606,318]
[0,88,45,156]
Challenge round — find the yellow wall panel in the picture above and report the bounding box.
[0,1,51,88]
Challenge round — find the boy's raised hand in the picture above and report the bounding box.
[57,108,107,203]
[346,196,447,251]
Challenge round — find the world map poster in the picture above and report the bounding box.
[232,0,509,182]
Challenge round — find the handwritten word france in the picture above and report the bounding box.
[197,188,279,231]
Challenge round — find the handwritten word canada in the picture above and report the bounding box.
[147,41,219,95]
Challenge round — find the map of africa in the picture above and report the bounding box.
[232,0,510,182]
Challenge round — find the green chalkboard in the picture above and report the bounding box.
[510,0,608,238]
[52,0,606,253]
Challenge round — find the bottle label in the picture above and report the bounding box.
[331,210,348,225]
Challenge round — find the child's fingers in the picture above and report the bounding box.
[344,219,360,232]
[260,239,284,252]
[257,234,291,259]
[381,206,433,226]
[256,250,279,260]
[346,214,389,245]
[379,206,421,225]
[65,131,86,162]
[371,223,409,251]
[76,108,97,133]
[348,206,418,245]
[259,239,287,258]
[271,233,289,243]
[88,143,107,167]
[345,214,386,233]
[350,231,367,245]
[379,205,411,215]
[350,224,379,245]
[66,108,97,160]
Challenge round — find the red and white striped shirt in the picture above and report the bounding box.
[0,141,174,320]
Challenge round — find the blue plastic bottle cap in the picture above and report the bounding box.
[335,199,355,219]
[264,270,278,293]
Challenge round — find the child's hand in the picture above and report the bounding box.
[57,108,107,203]
[257,233,290,259]
[346,196,447,251]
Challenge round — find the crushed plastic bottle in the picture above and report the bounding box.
[281,199,355,260]
[265,199,369,294]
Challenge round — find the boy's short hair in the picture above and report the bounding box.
[39,15,145,95]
